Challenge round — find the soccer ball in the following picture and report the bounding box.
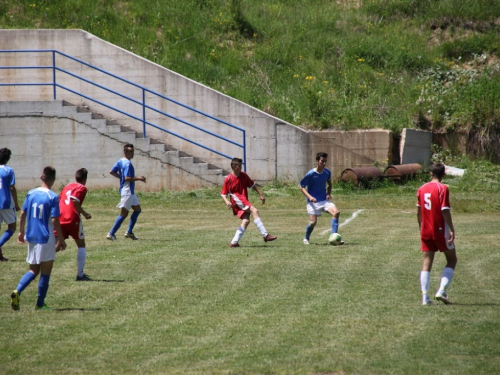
[328,233,342,246]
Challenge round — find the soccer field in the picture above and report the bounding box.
[1,186,499,374]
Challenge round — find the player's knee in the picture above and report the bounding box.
[241,219,250,228]
[308,220,317,228]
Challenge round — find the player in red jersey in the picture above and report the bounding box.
[416,163,457,305]
[221,158,277,247]
[58,168,92,281]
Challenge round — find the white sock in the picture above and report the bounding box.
[231,227,245,244]
[438,267,454,292]
[253,218,268,237]
[77,247,86,277]
[420,271,431,295]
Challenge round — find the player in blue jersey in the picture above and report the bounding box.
[107,144,146,241]
[299,152,344,245]
[10,166,67,311]
[0,148,21,261]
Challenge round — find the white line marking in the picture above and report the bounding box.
[320,209,364,236]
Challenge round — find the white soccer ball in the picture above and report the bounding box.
[328,233,342,246]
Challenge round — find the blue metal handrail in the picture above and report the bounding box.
[0,49,246,169]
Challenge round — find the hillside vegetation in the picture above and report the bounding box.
[2,0,500,160]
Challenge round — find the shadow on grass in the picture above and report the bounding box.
[54,308,104,311]
[448,303,499,307]
[83,279,126,283]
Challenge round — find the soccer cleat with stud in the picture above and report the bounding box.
[303,239,310,245]
[435,290,452,305]
[422,298,434,306]
[11,290,20,311]
[76,273,93,281]
[0,247,8,262]
[106,233,117,241]
[35,303,54,311]
[229,243,240,248]
[263,234,277,242]
[124,232,139,240]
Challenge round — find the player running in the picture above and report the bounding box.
[0,148,20,261]
[221,158,277,247]
[58,168,92,281]
[417,162,457,305]
[107,144,146,241]
[300,152,344,245]
[11,166,66,311]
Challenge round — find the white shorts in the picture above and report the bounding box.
[117,193,140,210]
[26,236,56,264]
[0,207,16,225]
[306,200,336,216]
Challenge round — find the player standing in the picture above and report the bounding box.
[417,162,457,305]
[0,148,20,261]
[299,152,344,245]
[107,144,146,241]
[221,157,277,247]
[11,166,66,311]
[59,168,92,281]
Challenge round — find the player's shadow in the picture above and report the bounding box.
[447,303,499,307]
[54,307,104,311]
[84,279,125,283]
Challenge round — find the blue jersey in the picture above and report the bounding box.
[22,187,60,244]
[111,158,135,195]
[300,168,332,202]
[0,165,15,209]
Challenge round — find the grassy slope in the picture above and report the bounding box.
[1,0,500,138]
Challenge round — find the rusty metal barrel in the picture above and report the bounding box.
[340,167,383,186]
[383,163,424,182]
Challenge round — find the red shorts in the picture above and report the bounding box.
[230,193,252,219]
[57,220,85,241]
[421,236,454,252]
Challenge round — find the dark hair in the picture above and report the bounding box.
[124,143,134,151]
[75,168,88,183]
[231,157,243,166]
[431,163,446,179]
[41,166,56,182]
[0,148,12,165]
[316,152,328,161]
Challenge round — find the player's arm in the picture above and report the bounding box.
[252,184,266,204]
[416,205,422,229]
[110,170,120,179]
[10,184,20,211]
[125,175,147,183]
[300,185,316,203]
[52,217,67,252]
[72,198,91,220]
[17,210,27,243]
[442,208,455,244]
[326,178,332,200]
[221,193,232,208]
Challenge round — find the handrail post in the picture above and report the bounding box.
[142,88,146,138]
[52,50,56,100]
[243,130,246,172]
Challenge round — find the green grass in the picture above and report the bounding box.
[2,0,500,157]
[1,175,499,374]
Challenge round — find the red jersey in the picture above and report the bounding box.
[59,182,88,224]
[416,181,451,240]
[221,172,255,201]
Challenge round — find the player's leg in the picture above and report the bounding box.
[125,201,141,240]
[326,203,340,234]
[230,212,250,247]
[75,231,91,281]
[435,247,457,305]
[304,214,318,245]
[11,264,40,311]
[420,244,435,305]
[108,202,130,240]
[249,206,277,242]
[36,260,54,310]
[0,210,17,261]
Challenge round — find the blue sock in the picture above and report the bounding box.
[127,210,141,233]
[36,274,50,307]
[331,218,339,234]
[0,229,14,247]
[305,224,314,240]
[16,271,37,294]
[110,215,126,236]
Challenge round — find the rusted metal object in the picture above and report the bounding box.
[340,167,383,186]
[384,163,424,182]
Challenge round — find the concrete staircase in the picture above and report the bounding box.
[59,101,228,185]
[0,100,228,186]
